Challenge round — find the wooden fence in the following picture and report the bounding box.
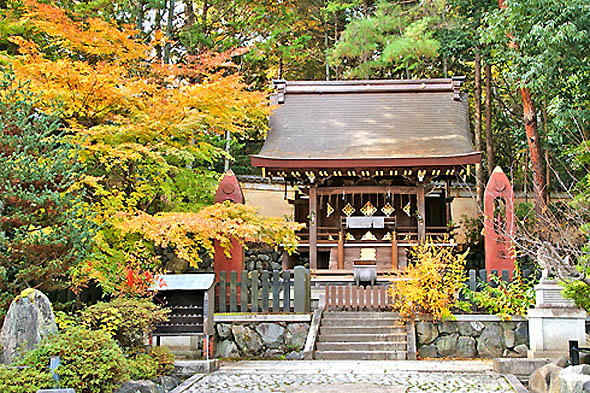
[216,266,311,313]
[324,285,391,311]
[464,268,538,291]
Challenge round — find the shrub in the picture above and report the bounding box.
[461,268,536,320]
[19,326,128,393]
[81,298,169,350]
[389,238,468,320]
[0,367,53,393]
[563,281,590,312]
[126,346,175,380]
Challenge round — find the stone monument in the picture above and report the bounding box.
[1,288,57,364]
[484,166,516,278]
[528,274,587,359]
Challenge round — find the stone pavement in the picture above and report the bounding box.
[173,360,517,393]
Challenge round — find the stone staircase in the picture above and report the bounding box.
[314,311,408,360]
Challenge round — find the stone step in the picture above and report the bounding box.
[316,341,406,352]
[314,351,407,360]
[323,311,401,319]
[320,326,405,335]
[321,318,404,327]
[318,333,406,342]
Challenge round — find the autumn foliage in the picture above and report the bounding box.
[0,0,296,298]
[389,239,468,321]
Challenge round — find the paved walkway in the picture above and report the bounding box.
[174,360,517,393]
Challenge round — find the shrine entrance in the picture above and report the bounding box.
[250,78,481,273]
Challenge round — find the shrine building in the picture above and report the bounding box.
[250,78,481,273]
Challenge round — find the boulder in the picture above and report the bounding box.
[455,336,477,358]
[285,350,304,360]
[231,325,263,355]
[264,348,284,358]
[469,321,485,333]
[114,381,159,393]
[435,333,459,357]
[530,363,564,393]
[439,322,458,334]
[255,323,285,348]
[152,376,181,393]
[477,323,504,358]
[285,323,309,349]
[515,321,529,346]
[504,328,516,348]
[457,322,478,337]
[553,357,570,368]
[418,344,438,359]
[416,322,438,345]
[216,324,232,339]
[514,344,529,357]
[0,289,57,364]
[549,365,590,393]
[215,339,239,358]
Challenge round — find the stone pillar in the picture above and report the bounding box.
[527,278,587,359]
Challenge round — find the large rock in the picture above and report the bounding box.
[152,376,181,393]
[232,325,262,355]
[0,289,57,364]
[439,322,458,334]
[549,365,590,393]
[477,323,504,358]
[285,323,309,349]
[515,322,529,346]
[215,339,239,358]
[255,323,285,348]
[416,322,438,345]
[504,328,516,348]
[114,381,159,393]
[530,363,564,393]
[455,336,477,358]
[457,322,478,337]
[418,344,438,358]
[435,333,459,357]
[216,323,232,339]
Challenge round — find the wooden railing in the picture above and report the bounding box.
[216,266,311,313]
[324,285,392,311]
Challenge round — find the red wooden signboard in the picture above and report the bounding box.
[484,166,515,278]
[214,170,244,278]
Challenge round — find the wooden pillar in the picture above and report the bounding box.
[309,185,318,270]
[337,231,344,270]
[391,231,398,270]
[417,183,426,242]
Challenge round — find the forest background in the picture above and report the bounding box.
[0,0,588,315]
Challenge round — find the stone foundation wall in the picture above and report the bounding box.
[416,318,529,359]
[214,321,310,359]
[244,248,283,271]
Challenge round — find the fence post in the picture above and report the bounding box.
[261,270,270,312]
[229,271,238,312]
[294,266,307,313]
[272,271,280,312]
[251,271,259,313]
[240,270,248,312]
[501,270,510,283]
[283,270,291,312]
[219,271,227,312]
[469,269,477,291]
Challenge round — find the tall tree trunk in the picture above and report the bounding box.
[164,0,176,64]
[184,0,196,54]
[155,0,164,60]
[484,62,495,174]
[474,49,484,207]
[521,87,547,215]
[135,0,145,35]
[498,0,547,218]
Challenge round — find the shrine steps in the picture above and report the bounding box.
[314,311,408,360]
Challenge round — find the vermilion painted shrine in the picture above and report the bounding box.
[251,78,482,272]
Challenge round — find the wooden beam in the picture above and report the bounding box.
[417,183,426,242]
[337,231,344,270]
[309,184,318,270]
[391,231,398,270]
[317,185,426,196]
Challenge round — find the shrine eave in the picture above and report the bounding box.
[250,152,481,169]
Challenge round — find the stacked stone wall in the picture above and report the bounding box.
[416,318,529,359]
[214,321,310,359]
